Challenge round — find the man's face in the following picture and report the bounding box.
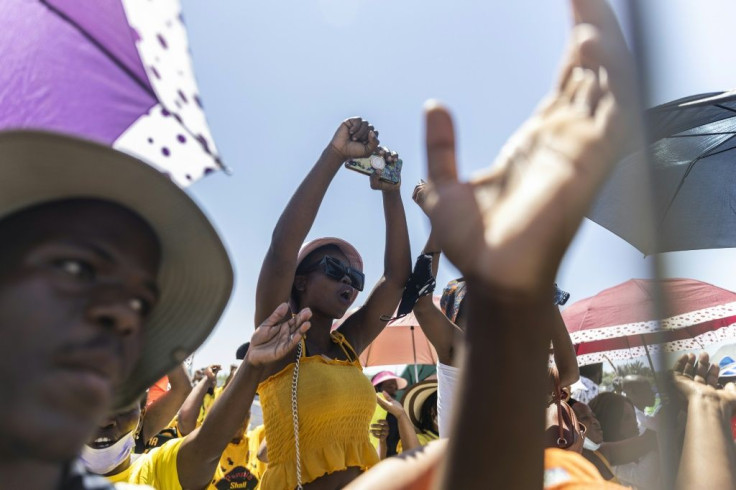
[0,200,160,461]
[380,379,399,397]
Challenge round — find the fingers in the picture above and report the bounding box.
[556,23,599,93]
[682,353,696,378]
[572,68,602,115]
[694,352,711,383]
[673,354,689,375]
[424,100,458,186]
[370,170,382,189]
[364,129,380,154]
[706,363,720,389]
[571,0,636,107]
[261,303,291,328]
[288,307,312,342]
[352,120,372,142]
[377,147,399,163]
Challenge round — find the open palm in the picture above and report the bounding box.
[247,304,311,367]
[421,0,639,295]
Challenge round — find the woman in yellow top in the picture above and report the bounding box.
[255,118,411,489]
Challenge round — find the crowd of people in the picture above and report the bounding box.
[2,0,736,489]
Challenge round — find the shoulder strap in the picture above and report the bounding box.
[330,331,360,362]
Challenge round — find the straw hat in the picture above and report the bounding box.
[401,380,438,429]
[0,130,233,410]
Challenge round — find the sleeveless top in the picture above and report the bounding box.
[257,331,379,489]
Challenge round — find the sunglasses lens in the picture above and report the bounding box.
[322,258,345,281]
[349,270,365,291]
[322,257,364,291]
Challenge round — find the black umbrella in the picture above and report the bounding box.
[589,89,736,254]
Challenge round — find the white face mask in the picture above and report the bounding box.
[80,430,135,475]
[582,436,601,452]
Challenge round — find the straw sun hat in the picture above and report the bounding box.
[401,380,439,430]
[0,130,233,410]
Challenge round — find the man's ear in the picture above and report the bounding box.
[294,275,307,292]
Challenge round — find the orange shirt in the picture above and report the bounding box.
[544,448,630,489]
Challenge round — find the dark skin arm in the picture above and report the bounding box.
[377,391,421,453]
[254,118,381,326]
[346,0,639,486]
[176,365,220,437]
[176,305,311,489]
[338,173,412,355]
[598,430,657,465]
[424,1,637,486]
[674,352,736,490]
[410,206,463,366]
[140,363,192,443]
[550,307,579,389]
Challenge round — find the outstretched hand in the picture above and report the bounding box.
[377,391,406,418]
[672,352,736,408]
[419,0,640,295]
[246,304,311,367]
[330,117,380,160]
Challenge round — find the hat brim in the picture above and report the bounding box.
[401,380,438,429]
[297,237,363,271]
[0,130,233,410]
[372,372,408,390]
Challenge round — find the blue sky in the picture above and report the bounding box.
[179,0,736,368]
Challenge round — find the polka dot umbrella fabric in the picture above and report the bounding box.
[0,0,223,187]
[563,278,736,366]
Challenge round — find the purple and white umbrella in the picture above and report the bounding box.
[0,0,224,186]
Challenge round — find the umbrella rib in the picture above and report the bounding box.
[658,156,702,230]
[715,104,736,115]
[655,130,736,230]
[668,132,736,138]
[40,0,156,100]
[700,133,736,158]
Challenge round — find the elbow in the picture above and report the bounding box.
[560,369,580,386]
[559,371,580,389]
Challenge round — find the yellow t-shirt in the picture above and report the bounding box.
[197,386,225,427]
[208,425,267,490]
[396,431,439,453]
[107,438,183,489]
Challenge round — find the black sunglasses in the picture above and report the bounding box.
[302,256,365,291]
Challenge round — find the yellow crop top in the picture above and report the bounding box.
[257,331,379,489]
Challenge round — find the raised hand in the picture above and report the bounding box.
[204,364,222,386]
[419,0,640,296]
[412,180,430,216]
[246,303,311,367]
[672,352,736,408]
[369,146,401,192]
[376,391,407,418]
[329,117,380,160]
